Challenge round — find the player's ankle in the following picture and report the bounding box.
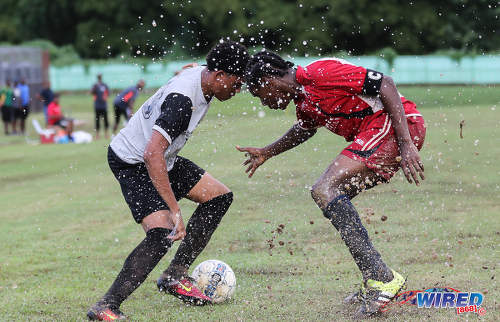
[366,266,393,283]
[163,264,188,281]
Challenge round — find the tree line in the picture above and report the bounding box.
[1,0,498,60]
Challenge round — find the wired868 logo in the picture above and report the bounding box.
[381,287,486,316]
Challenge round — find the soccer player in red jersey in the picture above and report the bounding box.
[238,51,425,318]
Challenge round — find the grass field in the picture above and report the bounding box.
[0,85,499,321]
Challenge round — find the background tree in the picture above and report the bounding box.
[0,0,498,60]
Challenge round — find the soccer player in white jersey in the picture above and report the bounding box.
[87,40,249,321]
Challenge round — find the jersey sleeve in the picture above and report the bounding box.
[296,105,319,130]
[152,93,193,144]
[361,69,383,95]
[305,60,383,96]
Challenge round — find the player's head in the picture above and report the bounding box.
[206,40,249,101]
[137,79,145,90]
[97,74,102,82]
[6,79,11,87]
[245,50,295,110]
[53,92,60,103]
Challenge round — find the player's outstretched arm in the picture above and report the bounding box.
[236,123,316,178]
[379,75,424,185]
[144,131,186,240]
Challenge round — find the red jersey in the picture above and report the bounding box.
[294,58,420,142]
[47,101,63,125]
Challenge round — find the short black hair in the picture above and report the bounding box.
[245,50,294,90]
[206,40,249,77]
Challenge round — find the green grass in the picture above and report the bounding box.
[0,85,499,321]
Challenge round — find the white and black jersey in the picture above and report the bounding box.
[110,66,210,170]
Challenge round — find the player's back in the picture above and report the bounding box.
[110,66,210,168]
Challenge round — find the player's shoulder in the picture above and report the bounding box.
[146,85,193,112]
[305,57,360,73]
[162,66,204,105]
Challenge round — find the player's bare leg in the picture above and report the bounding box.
[311,154,392,281]
[158,172,233,304]
[310,154,406,316]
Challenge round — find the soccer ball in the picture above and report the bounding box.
[191,259,236,303]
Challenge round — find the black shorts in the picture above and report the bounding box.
[15,105,30,120]
[1,105,13,122]
[108,146,205,223]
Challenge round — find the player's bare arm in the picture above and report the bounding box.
[237,123,316,177]
[379,75,424,185]
[144,130,186,240]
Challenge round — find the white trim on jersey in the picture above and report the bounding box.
[357,94,384,113]
[361,114,392,151]
[152,125,172,144]
[310,57,358,66]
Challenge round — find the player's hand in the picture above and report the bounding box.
[236,145,269,178]
[398,141,424,185]
[168,210,186,241]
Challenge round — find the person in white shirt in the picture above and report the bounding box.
[88,40,249,321]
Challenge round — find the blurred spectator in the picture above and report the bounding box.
[47,93,74,141]
[11,80,21,134]
[0,80,15,135]
[15,79,30,135]
[91,74,110,139]
[112,79,145,134]
[37,81,54,125]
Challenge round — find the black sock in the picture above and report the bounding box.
[323,195,393,283]
[101,227,172,308]
[165,192,233,279]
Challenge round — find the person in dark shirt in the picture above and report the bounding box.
[37,81,54,125]
[91,74,110,139]
[112,80,145,134]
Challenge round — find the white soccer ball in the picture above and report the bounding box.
[191,259,236,303]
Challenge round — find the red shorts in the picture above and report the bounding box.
[341,109,426,181]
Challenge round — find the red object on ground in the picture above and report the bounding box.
[165,278,212,305]
[40,133,55,144]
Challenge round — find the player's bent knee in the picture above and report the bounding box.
[144,227,173,249]
[141,210,176,232]
[310,182,330,209]
[196,192,233,228]
[214,184,231,198]
[322,195,351,223]
[208,191,233,209]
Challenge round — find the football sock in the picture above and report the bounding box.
[164,192,233,280]
[101,227,172,308]
[323,195,393,283]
